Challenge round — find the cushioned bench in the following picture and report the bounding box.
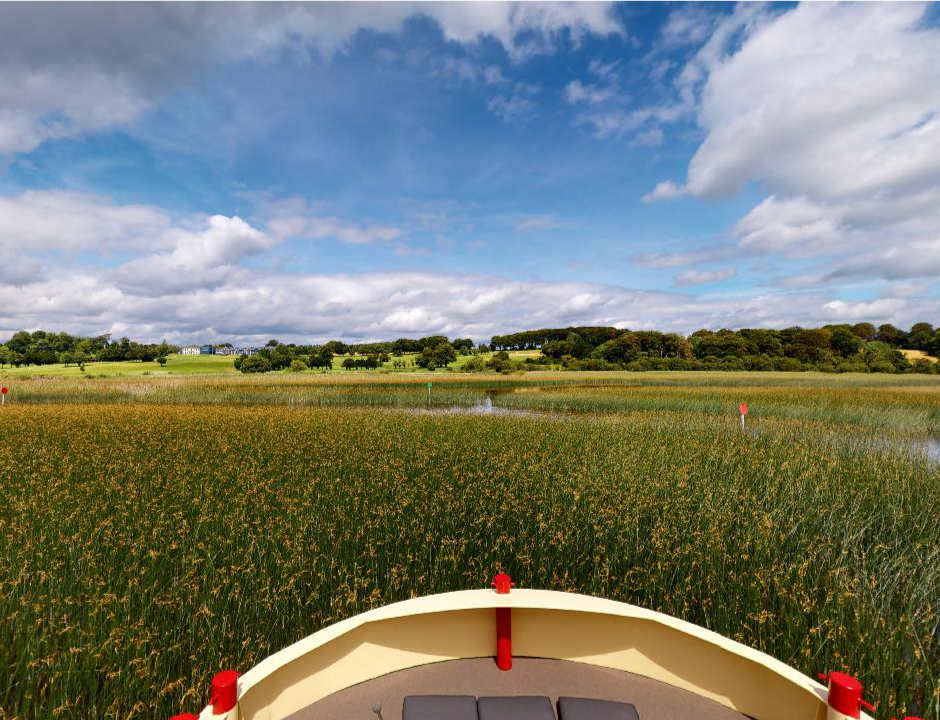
[477,696,556,720]
[403,694,479,720]
[403,694,638,720]
[557,697,639,720]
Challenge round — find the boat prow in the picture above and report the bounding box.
[174,576,887,720]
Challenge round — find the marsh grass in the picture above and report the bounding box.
[0,374,937,719]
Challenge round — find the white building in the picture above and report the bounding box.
[180,345,200,355]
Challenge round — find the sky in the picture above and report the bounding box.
[1,1,939,344]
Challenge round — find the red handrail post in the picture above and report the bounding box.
[492,573,514,671]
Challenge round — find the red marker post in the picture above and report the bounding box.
[1,386,7,407]
[739,401,747,431]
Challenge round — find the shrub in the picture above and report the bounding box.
[238,355,272,374]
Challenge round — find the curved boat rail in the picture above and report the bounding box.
[175,579,882,720]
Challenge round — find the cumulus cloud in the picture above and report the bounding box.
[0,190,173,254]
[0,189,935,343]
[0,192,933,342]
[5,260,936,345]
[0,2,622,155]
[114,216,274,296]
[684,4,940,200]
[646,3,940,286]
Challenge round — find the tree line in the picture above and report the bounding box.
[494,322,940,374]
[7,322,938,375]
[0,330,178,369]
[233,335,470,373]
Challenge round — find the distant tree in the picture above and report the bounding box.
[290,358,307,372]
[157,355,168,367]
[416,341,457,370]
[308,351,333,369]
[418,335,449,351]
[850,322,877,341]
[875,324,906,346]
[908,322,934,350]
[593,332,642,364]
[324,340,349,356]
[453,338,474,355]
[830,326,862,357]
[238,355,272,373]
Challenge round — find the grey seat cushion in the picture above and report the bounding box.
[477,696,555,720]
[557,697,639,720]
[403,695,479,720]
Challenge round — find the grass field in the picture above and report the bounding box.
[903,349,940,364]
[0,349,545,377]
[0,372,937,719]
[0,353,239,378]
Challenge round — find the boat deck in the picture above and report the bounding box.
[288,657,751,720]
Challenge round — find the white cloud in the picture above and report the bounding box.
[0,2,623,155]
[270,215,404,246]
[630,127,664,148]
[0,186,935,344]
[648,3,940,286]
[822,298,907,321]
[588,59,619,80]
[684,3,940,200]
[630,243,741,270]
[673,267,736,287]
[564,80,614,105]
[642,180,687,203]
[487,94,536,124]
[114,216,274,296]
[0,190,173,254]
[4,261,935,345]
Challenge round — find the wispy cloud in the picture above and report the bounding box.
[673,266,736,287]
[642,180,687,203]
[514,214,564,233]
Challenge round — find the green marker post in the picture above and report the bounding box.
[427,381,432,407]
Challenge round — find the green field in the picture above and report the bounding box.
[0,349,544,377]
[0,353,238,377]
[0,372,937,719]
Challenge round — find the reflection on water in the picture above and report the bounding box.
[412,395,540,418]
[860,434,940,464]
[441,396,535,417]
[925,436,940,463]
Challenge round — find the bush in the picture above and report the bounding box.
[773,357,804,372]
[836,361,868,373]
[289,359,307,372]
[238,355,272,374]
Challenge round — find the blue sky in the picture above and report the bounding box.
[1,2,938,343]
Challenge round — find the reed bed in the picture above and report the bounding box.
[0,373,940,720]
[0,398,937,720]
